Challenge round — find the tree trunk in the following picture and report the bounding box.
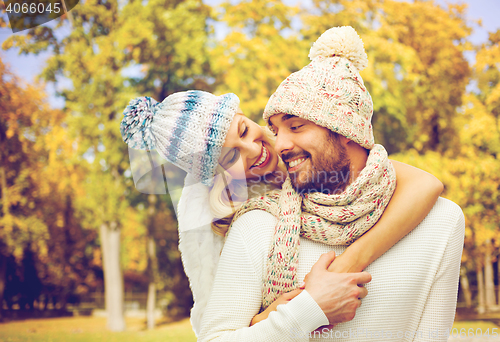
[146,195,158,330]
[0,254,6,321]
[0,163,9,321]
[460,266,472,308]
[0,165,7,216]
[484,240,497,310]
[147,273,156,330]
[476,264,486,314]
[428,112,440,151]
[498,254,500,311]
[100,222,125,331]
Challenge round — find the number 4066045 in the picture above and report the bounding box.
[446,327,498,338]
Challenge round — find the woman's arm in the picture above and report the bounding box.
[250,288,303,326]
[327,160,444,273]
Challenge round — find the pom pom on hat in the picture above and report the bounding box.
[120,96,160,150]
[308,26,368,72]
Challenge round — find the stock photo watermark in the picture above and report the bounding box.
[290,327,500,339]
[3,0,79,33]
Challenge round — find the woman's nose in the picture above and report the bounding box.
[245,126,265,154]
[247,140,262,157]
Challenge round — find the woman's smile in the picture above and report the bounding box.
[250,143,271,169]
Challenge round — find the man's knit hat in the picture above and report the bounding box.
[120,90,239,186]
[263,26,374,149]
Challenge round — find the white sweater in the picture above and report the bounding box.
[199,197,465,342]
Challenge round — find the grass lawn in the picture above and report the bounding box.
[0,316,499,342]
[0,316,196,342]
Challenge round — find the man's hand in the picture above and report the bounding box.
[304,251,371,324]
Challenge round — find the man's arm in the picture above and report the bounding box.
[198,210,370,342]
[413,202,465,341]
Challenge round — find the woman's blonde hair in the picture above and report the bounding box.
[210,126,285,236]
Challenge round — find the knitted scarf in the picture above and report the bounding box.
[231,144,396,309]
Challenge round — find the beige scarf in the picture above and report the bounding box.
[232,144,396,309]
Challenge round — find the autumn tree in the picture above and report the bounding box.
[0,59,51,318]
[3,0,215,329]
[0,59,95,317]
[4,1,133,328]
[116,0,214,328]
[211,0,308,122]
[467,29,500,310]
[390,27,500,307]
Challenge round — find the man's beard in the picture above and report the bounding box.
[287,135,351,195]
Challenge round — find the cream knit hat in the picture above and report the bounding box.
[263,26,374,149]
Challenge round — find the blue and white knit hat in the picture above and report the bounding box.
[120,90,240,186]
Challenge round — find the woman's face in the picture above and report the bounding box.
[219,111,278,180]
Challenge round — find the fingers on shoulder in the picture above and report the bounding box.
[351,271,371,284]
[358,286,368,299]
[350,287,362,299]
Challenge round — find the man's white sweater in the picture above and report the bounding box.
[199,197,465,342]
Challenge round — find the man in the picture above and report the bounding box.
[199,26,464,341]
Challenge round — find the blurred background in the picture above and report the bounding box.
[0,0,499,340]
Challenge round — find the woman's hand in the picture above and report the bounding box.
[249,288,303,326]
[327,253,363,273]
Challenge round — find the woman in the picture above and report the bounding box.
[120,90,442,336]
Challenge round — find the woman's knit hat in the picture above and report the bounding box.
[263,26,374,149]
[120,90,239,186]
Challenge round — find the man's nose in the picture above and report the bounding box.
[274,131,294,157]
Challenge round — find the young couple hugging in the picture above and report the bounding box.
[121,26,465,341]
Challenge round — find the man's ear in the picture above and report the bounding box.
[339,135,351,147]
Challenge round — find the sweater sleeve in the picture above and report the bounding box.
[413,203,465,341]
[198,210,329,342]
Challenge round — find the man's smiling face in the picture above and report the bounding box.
[269,114,351,194]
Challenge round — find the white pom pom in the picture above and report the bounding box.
[308,26,368,71]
